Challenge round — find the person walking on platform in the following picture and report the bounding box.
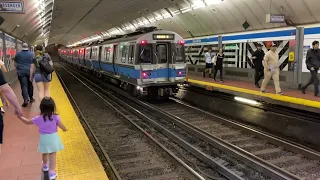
[30,45,54,101]
[0,68,23,154]
[19,97,67,180]
[260,43,283,95]
[251,43,265,88]
[213,48,225,82]
[301,41,320,96]
[203,47,213,78]
[14,43,35,107]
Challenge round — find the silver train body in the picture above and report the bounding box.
[59,30,186,98]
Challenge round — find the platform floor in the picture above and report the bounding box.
[0,73,108,180]
[187,74,320,109]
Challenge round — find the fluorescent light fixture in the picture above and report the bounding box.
[234,97,259,105]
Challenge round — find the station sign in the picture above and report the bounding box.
[0,1,24,13]
[266,14,285,23]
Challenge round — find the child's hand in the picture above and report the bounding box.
[63,128,68,132]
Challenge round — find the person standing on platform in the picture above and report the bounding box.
[19,97,67,180]
[203,47,213,78]
[260,43,283,95]
[301,41,320,96]
[213,48,225,82]
[251,44,265,88]
[30,45,53,101]
[14,43,35,107]
[0,69,23,154]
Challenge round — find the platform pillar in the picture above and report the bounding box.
[293,27,304,88]
[218,35,222,48]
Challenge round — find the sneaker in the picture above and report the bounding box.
[261,90,266,93]
[29,98,35,103]
[277,92,284,95]
[49,171,57,180]
[42,163,49,172]
[220,80,224,83]
[22,102,28,107]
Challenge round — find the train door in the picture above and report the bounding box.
[112,45,118,75]
[155,43,170,82]
[98,46,103,70]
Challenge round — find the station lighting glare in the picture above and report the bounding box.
[234,97,259,106]
[66,0,224,47]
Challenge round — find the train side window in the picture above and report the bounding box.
[121,45,128,63]
[105,47,111,62]
[138,45,152,64]
[156,44,168,64]
[173,44,185,63]
[128,45,134,64]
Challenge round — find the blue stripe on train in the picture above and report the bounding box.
[84,60,185,79]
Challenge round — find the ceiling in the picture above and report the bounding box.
[50,0,320,46]
[0,0,54,45]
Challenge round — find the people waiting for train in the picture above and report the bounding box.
[301,41,320,96]
[260,43,283,95]
[213,48,225,82]
[251,43,265,88]
[0,67,23,154]
[30,45,54,101]
[203,47,213,78]
[14,43,35,107]
[18,97,67,180]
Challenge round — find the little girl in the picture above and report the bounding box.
[19,97,67,180]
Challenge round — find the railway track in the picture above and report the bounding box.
[55,64,205,180]
[149,99,320,180]
[59,60,320,180]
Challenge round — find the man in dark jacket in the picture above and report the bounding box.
[14,43,35,107]
[251,43,265,88]
[301,41,320,96]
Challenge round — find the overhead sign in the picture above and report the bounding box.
[266,14,285,23]
[0,1,24,13]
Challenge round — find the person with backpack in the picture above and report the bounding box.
[30,45,54,101]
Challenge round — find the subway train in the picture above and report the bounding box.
[59,27,186,99]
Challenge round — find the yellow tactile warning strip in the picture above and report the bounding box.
[188,79,320,109]
[50,72,108,180]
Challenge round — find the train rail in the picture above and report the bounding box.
[56,64,205,180]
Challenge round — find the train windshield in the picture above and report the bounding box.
[172,44,185,63]
[138,45,152,64]
[156,44,168,64]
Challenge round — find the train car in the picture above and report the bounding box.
[60,28,186,98]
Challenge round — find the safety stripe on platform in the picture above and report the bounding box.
[188,79,320,109]
[50,72,108,180]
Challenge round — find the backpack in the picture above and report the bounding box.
[38,54,54,75]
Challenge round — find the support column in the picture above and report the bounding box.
[2,32,7,68]
[218,35,222,48]
[293,27,304,88]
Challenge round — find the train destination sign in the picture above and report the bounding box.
[0,1,24,13]
[153,34,175,40]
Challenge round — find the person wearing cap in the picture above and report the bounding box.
[250,43,265,88]
[260,43,284,95]
[14,43,35,107]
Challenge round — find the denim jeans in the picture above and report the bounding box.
[18,75,34,102]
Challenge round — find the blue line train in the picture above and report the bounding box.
[59,27,186,98]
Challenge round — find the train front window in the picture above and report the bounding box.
[173,44,185,63]
[156,44,168,64]
[138,45,152,64]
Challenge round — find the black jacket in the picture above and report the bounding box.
[306,49,320,70]
[252,50,265,69]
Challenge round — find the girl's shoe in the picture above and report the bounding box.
[42,163,49,171]
[49,171,57,180]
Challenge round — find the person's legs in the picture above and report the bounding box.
[49,152,57,179]
[43,82,50,98]
[272,69,282,94]
[18,75,29,105]
[261,70,272,92]
[311,70,319,96]
[301,70,314,94]
[0,113,3,154]
[213,66,218,80]
[27,74,34,102]
[219,66,223,81]
[36,82,45,101]
[42,153,49,171]
[254,68,260,86]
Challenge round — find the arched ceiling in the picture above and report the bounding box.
[0,0,54,45]
[49,0,320,46]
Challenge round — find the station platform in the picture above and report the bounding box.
[187,74,320,112]
[0,73,108,180]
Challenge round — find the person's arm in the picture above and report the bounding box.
[0,60,7,73]
[57,121,67,132]
[0,84,22,116]
[18,116,33,125]
[0,91,9,108]
[263,53,270,70]
[306,50,314,70]
[30,61,35,81]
